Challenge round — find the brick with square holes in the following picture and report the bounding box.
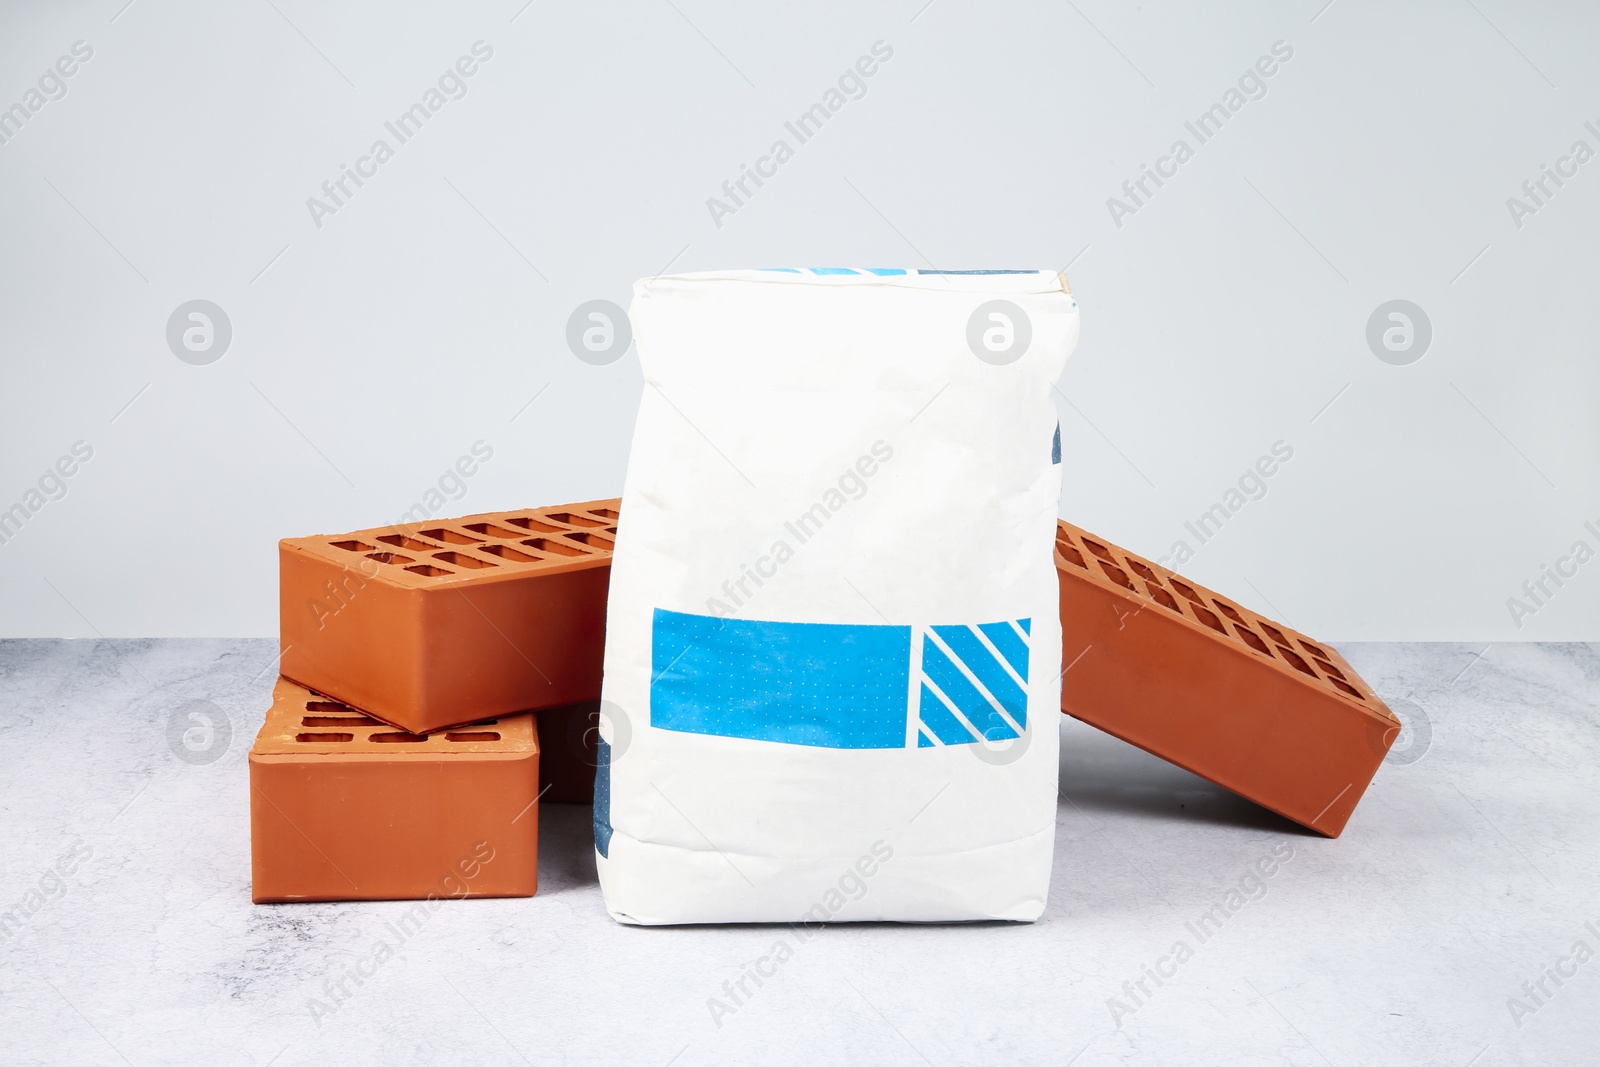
[1054,520,1399,837]
[279,499,618,735]
[249,677,538,903]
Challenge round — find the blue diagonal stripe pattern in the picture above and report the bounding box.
[918,682,977,746]
[919,638,997,738]
[916,620,1031,746]
[979,621,1030,679]
[921,620,1030,748]
[932,625,1027,730]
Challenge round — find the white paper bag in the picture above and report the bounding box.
[596,268,1079,925]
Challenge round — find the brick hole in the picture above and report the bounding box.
[522,537,584,556]
[565,532,614,550]
[405,564,452,577]
[1098,560,1135,591]
[1276,645,1316,677]
[296,732,354,742]
[479,544,543,563]
[302,714,383,727]
[433,551,497,570]
[420,528,483,545]
[590,507,620,520]
[370,732,429,743]
[1213,601,1246,624]
[329,539,374,553]
[378,534,437,551]
[1127,559,1161,584]
[1169,578,1205,604]
[1329,677,1365,700]
[1314,658,1346,681]
[1192,604,1228,634]
[506,516,564,533]
[1236,626,1272,656]
[445,731,501,742]
[304,700,357,714]
[463,522,521,539]
[1080,537,1115,563]
[604,526,618,534]
[1147,584,1182,612]
[1298,638,1330,659]
[365,552,413,565]
[545,512,607,528]
[1057,543,1087,568]
[1260,622,1290,645]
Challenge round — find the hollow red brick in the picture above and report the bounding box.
[279,499,618,735]
[249,678,539,903]
[1054,519,1399,836]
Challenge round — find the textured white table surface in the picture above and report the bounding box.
[0,640,1594,1066]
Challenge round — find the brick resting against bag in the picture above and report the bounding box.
[596,267,1080,924]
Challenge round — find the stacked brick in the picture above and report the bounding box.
[251,500,619,902]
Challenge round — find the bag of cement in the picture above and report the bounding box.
[596,267,1079,924]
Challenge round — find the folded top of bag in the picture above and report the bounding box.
[630,268,1078,390]
[648,267,1071,293]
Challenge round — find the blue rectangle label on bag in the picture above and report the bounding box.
[649,608,1031,750]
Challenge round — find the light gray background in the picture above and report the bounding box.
[2,0,1596,639]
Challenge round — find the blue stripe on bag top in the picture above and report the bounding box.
[649,608,1030,750]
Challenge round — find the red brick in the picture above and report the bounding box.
[1054,519,1399,836]
[249,678,539,903]
[279,499,617,735]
